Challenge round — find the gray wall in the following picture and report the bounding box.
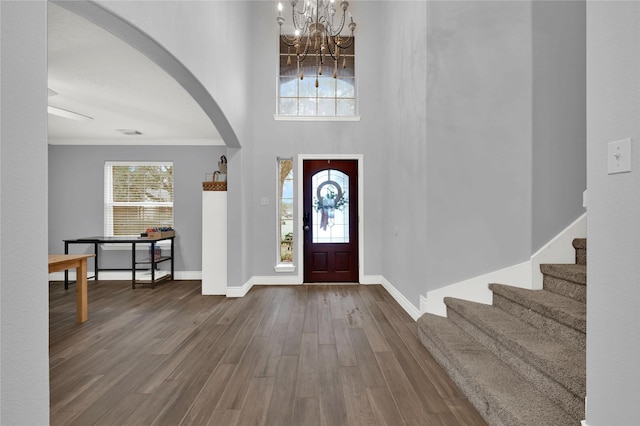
[586,2,640,423]
[532,0,587,251]
[48,145,226,272]
[381,1,428,306]
[426,1,533,286]
[425,1,586,292]
[247,1,387,282]
[1,1,50,424]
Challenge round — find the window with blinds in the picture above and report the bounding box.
[104,161,174,237]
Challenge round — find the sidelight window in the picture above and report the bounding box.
[278,158,294,265]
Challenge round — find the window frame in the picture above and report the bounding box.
[274,34,361,121]
[275,157,296,273]
[104,161,174,248]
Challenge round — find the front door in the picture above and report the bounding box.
[303,159,358,282]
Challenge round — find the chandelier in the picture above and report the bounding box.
[277,0,356,86]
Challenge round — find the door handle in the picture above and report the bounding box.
[303,212,310,231]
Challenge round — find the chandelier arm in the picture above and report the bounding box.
[291,14,304,32]
[335,34,354,50]
[291,6,311,34]
[297,35,311,63]
[325,36,338,61]
[324,10,347,37]
[279,31,299,47]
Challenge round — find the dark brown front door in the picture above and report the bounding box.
[303,159,358,282]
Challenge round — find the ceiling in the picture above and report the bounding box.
[47,3,222,145]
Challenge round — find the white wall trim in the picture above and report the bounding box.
[424,262,532,317]
[48,138,225,146]
[274,264,296,273]
[359,274,384,285]
[273,115,361,122]
[420,295,428,316]
[531,213,586,289]
[422,213,587,317]
[49,270,201,281]
[226,277,254,298]
[379,276,421,321]
[252,275,302,285]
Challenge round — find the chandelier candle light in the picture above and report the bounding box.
[277,0,356,88]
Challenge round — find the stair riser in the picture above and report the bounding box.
[543,276,586,303]
[493,294,585,351]
[418,327,517,426]
[446,307,585,419]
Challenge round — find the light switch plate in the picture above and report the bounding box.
[607,138,631,174]
[260,197,269,206]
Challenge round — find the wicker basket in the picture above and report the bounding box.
[202,181,227,191]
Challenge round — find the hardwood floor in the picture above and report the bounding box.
[49,281,487,426]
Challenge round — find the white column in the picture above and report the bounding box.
[202,190,227,295]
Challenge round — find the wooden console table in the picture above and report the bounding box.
[48,254,94,323]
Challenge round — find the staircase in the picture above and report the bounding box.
[417,238,587,426]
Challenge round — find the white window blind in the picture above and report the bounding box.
[104,161,174,237]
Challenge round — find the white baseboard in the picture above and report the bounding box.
[531,213,586,289]
[422,213,587,317]
[580,421,588,426]
[251,275,302,285]
[49,270,201,281]
[379,276,421,321]
[424,262,531,317]
[359,274,384,285]
[226,278,254,298]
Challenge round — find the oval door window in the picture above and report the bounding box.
[311,169,349,243]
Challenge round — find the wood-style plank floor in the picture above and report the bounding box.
[49,281,487,426]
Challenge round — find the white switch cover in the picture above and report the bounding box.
[260,197,269,206]
[607,138,631,174]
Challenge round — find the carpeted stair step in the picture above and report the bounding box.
[444,297,585,419]
[572,238,587,265]
[540,264,586,303]
[489,284,586,350]
[417,313,577,426]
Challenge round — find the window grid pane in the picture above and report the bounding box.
[278,36,356,117]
